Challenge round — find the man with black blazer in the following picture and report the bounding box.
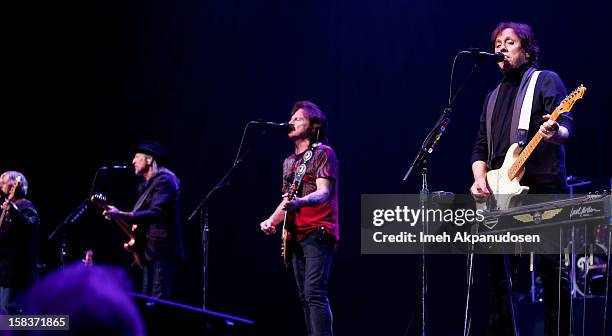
[0,171,39,313]
[104,141,183,299]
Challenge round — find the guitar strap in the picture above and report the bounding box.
[516,70,541,147]
[289,143,320,200]
[132,172,164,212]
[485,67,540,168]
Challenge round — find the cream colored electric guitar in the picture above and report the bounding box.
[476,85,586,211]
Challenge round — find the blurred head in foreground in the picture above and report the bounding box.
[24,262,145,336]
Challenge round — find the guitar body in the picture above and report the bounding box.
[123,223,146,269]
[90,194,144,269]
[281,211,291,266]
[476,143,530,211]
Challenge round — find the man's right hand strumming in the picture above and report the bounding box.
[260,218,277,235]
[470,160,490,202]
[470,176,490,202]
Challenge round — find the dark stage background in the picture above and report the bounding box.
[6,0,612,334]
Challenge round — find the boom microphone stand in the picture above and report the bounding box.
[48,166,122,268]
[187,121,286,309]
[402,51,482,335]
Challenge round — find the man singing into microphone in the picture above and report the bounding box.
[260,101,339,336]
[470,22,573,335]
[103,141,184,299]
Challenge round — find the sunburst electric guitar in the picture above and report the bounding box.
[476,85,586,211]
[280,145,317,265]
[91,193,144,269]
[281,177,302,266]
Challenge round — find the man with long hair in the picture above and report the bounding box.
[103,141,184,299]
[260,101,339,336]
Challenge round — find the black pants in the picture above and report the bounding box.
[291,235,334,336]
[142,260,177,299]
[486,254,570,336]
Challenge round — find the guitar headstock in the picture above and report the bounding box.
[558,84,586,114]
[90,193,108,209]
[82,249,94,266]
[287,182,300,201]
[6,176,22,200]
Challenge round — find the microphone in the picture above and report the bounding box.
[250,120,293,130]
[463,49,505,62]
[98,165,128,170]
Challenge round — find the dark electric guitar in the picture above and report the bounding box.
[91,193,144,269]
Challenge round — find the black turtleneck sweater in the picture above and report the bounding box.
[488,64,528,168]
[471,64,574,189]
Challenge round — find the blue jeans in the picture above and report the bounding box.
[291,235,334,336]
[142,261,176,299]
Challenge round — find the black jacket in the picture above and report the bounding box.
[128,168,184,262]
[0,198,39,287]
[471,67,573,189]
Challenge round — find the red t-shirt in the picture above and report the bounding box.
[282,144,339,242]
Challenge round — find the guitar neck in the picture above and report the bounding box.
[92,198,133,237]
[507,110,561,180]
[0,208,7,224]
[113,216,133,237]
[506,84,586,180]
[0,178,21,226]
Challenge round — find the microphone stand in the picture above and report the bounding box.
[188,121,272,309]
[402,57,480,335]
[48,197,90,268]
[48,167,113,268]
[187,162,240,310]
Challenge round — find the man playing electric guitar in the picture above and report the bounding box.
[0,171,39,314]
[103,141,184,299]
[469,22,574,336]
[91,193,145,269]
[260,101,339,336]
